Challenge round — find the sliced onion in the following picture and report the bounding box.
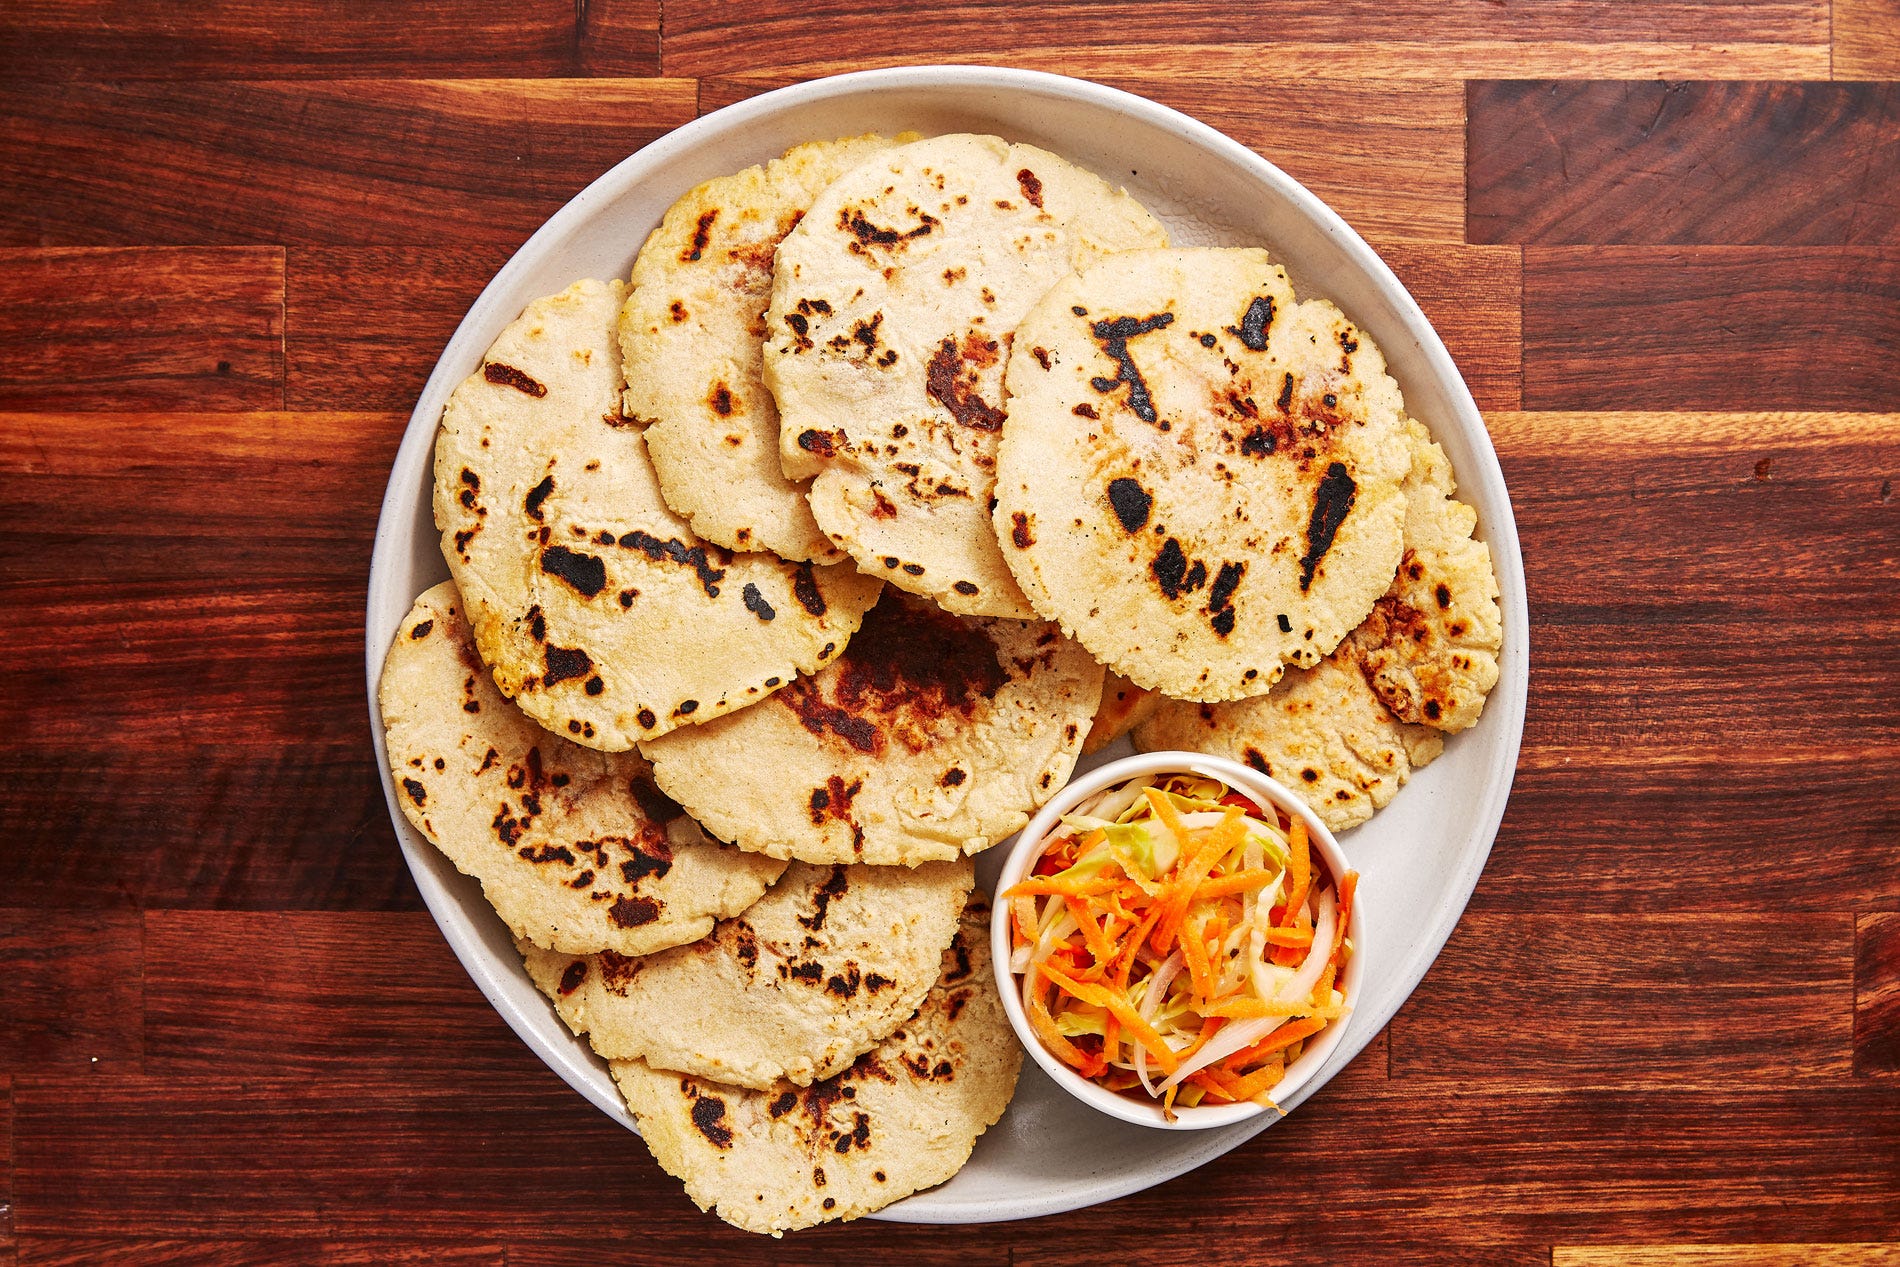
[1133,950,1184,1097]
[1163,886,1336,1091]
[1009,943,1032,974]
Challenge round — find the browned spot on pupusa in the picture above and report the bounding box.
[925,336,1006,431]
[709,382,737,416]
[540,545,606,598]
[1225,296,1275,351]
[797,866,851,931]
[1009,511,1035,548]
[1206,561,1245,637]
[541,643,593,688]
[775,593,1007,755]
[1107,478,1151,532]
[1016,167,1044,208]
[1088,312,1174,424]
[618,530,727,598]
[483,363,546,397]
[689,1091,734,1147]
[840,205,938,252]
[797,428,842,458]
[682,209,717,263]
[1299,462,1356,592]
[608,895,662,928]
[808,774,863,827]
[728,581,774,623]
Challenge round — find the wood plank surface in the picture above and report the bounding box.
[0,1,635,81]
[1390,914,1857,1084]
[1522,247,1900,410]
[22,1080,1892,1244]
[658,1,1830,77]
[285,247,510,411]
[1835,0,1900,78]
[0,913,142,1073]
[0,249,284,410]
[1556,1248,1900,1266]
[0,747,411,913]
[2,4,1897,1262]
[142,912,524,1074]
[1469,81,1900,246]
[700,75,1466,241]
[680,42,1834,82]
[0,79,696,247]
[16,1246,501,1267]
[1859,914,1900,1077]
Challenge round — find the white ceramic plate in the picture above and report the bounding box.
[364,66,1528,1225]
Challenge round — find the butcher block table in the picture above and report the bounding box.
[2,3,1897,1263]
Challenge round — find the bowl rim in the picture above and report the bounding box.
[364,62,1529,1224]
[988,751,1366,1131]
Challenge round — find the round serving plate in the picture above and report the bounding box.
[364,65,1528,1225]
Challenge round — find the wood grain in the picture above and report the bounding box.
[1556,1248,1900,1266]
[1835,0,1900,78]
[13,1080,1896,1245]
[1522,247,1900,410]
[701,75,1465,241]
[0,80,695,247]
[1390,914,1857,1084]
[1468,82,1900,246]
[1481,754,1900,913]
[1858,914,1900,1077]
[674,42,1833,82]
[286,247,510,411]
[0,249,283,410]
[143,913,525,1074]
[657,0,1829,77]
[0,747,411,913]
[0,913,141,1072]
[0,1,632,81]
[0,410,397,568]
[1,1075,12,1256]
[3,579,374,750]
[17,1242,504,1266]
[1377,242,1521,411]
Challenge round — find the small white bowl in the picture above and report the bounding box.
[989,750,1367,1131]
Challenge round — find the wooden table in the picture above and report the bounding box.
[3,3,1897,1263]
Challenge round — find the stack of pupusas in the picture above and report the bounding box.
[380,130,1502,1234]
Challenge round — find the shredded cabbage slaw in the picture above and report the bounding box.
[1003,772,1357,1118]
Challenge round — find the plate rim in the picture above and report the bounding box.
[364,63,1529,1226]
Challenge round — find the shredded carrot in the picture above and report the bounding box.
[1039,961,1180,1074]
[1022,968,1092,1072]
[1223,1059,1286,1102]
[1264,925,1314,949]
[1330,870,1358,970]
[1222,1015,1327,1071]
[1152,809,1244,954]
[1065,896,1118,965]
[1280,816,1311,924]
[1179,908,1216,1002]
[1203,996,1314,1019]
[1010,895,1038,944]
[1194,868,1282,899]
[1141,787,1190,846]
[1270,903,1313,967]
